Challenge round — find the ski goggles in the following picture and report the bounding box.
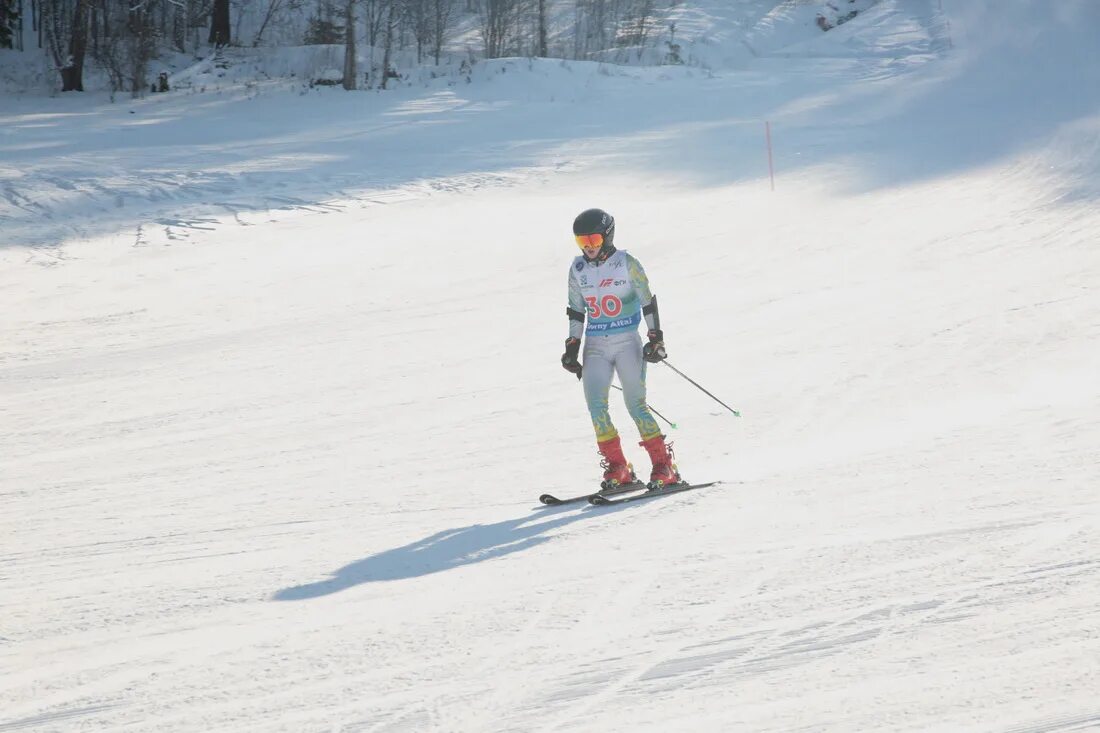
[575,233,604,248]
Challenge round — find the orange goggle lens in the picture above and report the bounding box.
[575,233,604,248]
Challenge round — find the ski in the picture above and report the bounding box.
[539,481,648,506]
[587,481,721,506]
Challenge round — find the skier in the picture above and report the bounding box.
[560,208,681,490]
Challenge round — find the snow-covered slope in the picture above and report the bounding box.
[3,1,1099,731]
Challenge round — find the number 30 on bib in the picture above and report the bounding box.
[585,295,623,318]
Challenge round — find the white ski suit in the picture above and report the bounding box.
[566,249,661,443]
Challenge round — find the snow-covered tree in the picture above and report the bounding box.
[0,0,19,49]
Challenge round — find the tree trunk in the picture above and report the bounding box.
[379,1,394,89]
[208,0,230,46]
[252,0,279,47]
[342,0,356,89]
[431,0,451,65]
[57,0,88,90]
[364,0,381,46]
[171,0,183,51]
[537,0,547,57]
[482,0,506,59]
[130,5,153,96]
[0,0,18,49]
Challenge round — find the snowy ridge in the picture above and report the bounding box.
[0,57,711,251]
[759,0,947,59]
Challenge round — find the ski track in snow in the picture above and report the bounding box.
[513,510,1100,732]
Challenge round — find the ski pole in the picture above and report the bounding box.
[660,360,741,417]
[611,384,677,430]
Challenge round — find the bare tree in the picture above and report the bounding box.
[535,0,546,57]
[406,0,424,62]
[81,0,158,96]
[378,0,395,88]
[626,0,656,48]
[170,0,186,52]
[252,0,283,46]
[342,0,355,88]
[573,0,665,60]
[39,0,90,90]
[479,0,522,59]
[304,0,343,44]
[65,0,89,89]
[429,0,453,64]
[0,0,20,48]
[363,0,383,46]
[129,0,156,92]
[208,0,228,45]
[21,0,675,96]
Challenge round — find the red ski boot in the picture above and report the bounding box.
[597,436,636,489]
[639,435,681,489]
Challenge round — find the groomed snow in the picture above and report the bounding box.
[2,1,1099,731]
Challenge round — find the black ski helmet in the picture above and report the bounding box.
[573,208,616,262]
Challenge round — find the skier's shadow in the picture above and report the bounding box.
[274,502,633,601]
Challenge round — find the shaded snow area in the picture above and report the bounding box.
[3,1,1100,731]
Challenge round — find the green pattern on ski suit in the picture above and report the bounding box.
[567,251,654,339]
[583,335,661,442]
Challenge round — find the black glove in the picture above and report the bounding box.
[561,337,582,378]
[643,329,667,363]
